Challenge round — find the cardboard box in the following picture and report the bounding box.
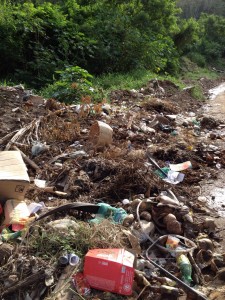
[84,248,135,295]
[0,151,30,202]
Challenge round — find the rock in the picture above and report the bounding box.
[198,238,214,251]
[140,211,152,222]
[163,214,182,234]
[203,218,216,233]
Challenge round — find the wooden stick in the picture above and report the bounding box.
[12,145,40,171]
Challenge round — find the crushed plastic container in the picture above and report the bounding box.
[2,199,30,231]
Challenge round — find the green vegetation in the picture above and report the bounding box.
[41,65,219,102]
[93,68,183,93]
[190,85,204,100]
[28,220,127,260]
[0,0,225,99]
[41,66,95,103]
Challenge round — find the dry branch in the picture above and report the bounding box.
[12,145,40,171]
[5,121,35,150]
[0,130,19,145]
[2,270,45,296]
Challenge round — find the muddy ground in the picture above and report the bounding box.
[0,76,225,300]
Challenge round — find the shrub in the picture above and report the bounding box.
[42,65,95,104]
[187,52,206,67]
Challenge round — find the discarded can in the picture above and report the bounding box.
[59,253,80,266]
[59,254,69,265]
[69,254,80,266]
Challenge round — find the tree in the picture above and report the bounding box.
[178,0,225,19]
[0,0,182,86]
[198,14,225,60]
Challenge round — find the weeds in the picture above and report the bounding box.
[27,219,128,260]
[190,85,205,100]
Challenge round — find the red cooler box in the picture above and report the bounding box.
[84,248,135,295]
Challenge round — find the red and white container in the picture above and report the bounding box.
[84,248,135,295]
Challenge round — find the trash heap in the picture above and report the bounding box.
[0,79,225,300]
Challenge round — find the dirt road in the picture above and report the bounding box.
[204,83,225,120]
[199,86,225,300]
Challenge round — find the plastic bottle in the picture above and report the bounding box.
[176,254,192,285]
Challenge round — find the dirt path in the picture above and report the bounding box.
[208,93,225,119]
[201,85,225,212]
[201,89,225,217]
[199,86,225,300]
[200,84,225,214]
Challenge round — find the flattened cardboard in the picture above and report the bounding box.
[0,151,30,202]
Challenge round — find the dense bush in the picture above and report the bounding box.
[42,65,95,103]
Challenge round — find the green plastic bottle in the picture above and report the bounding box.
[176,254,192,285]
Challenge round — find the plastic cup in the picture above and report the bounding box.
[89,121,113,147]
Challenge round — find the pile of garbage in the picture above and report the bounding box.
[0,79,225,300]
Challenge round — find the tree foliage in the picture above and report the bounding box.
[0,0,225,88]
[197,14,225,61]
[178,0,225,19]
[0,0,180,87]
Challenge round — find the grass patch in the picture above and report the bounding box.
[93,68,183,96]
[27,219,129,261]
[184,68,220,81]
[190,85,205,100]
[0,79,17,87]
[93,69,155,91]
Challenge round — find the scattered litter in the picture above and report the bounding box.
[72,272,91,296]
[164,170,185,184]
[169,161,192,171]
[0,80,224,299]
